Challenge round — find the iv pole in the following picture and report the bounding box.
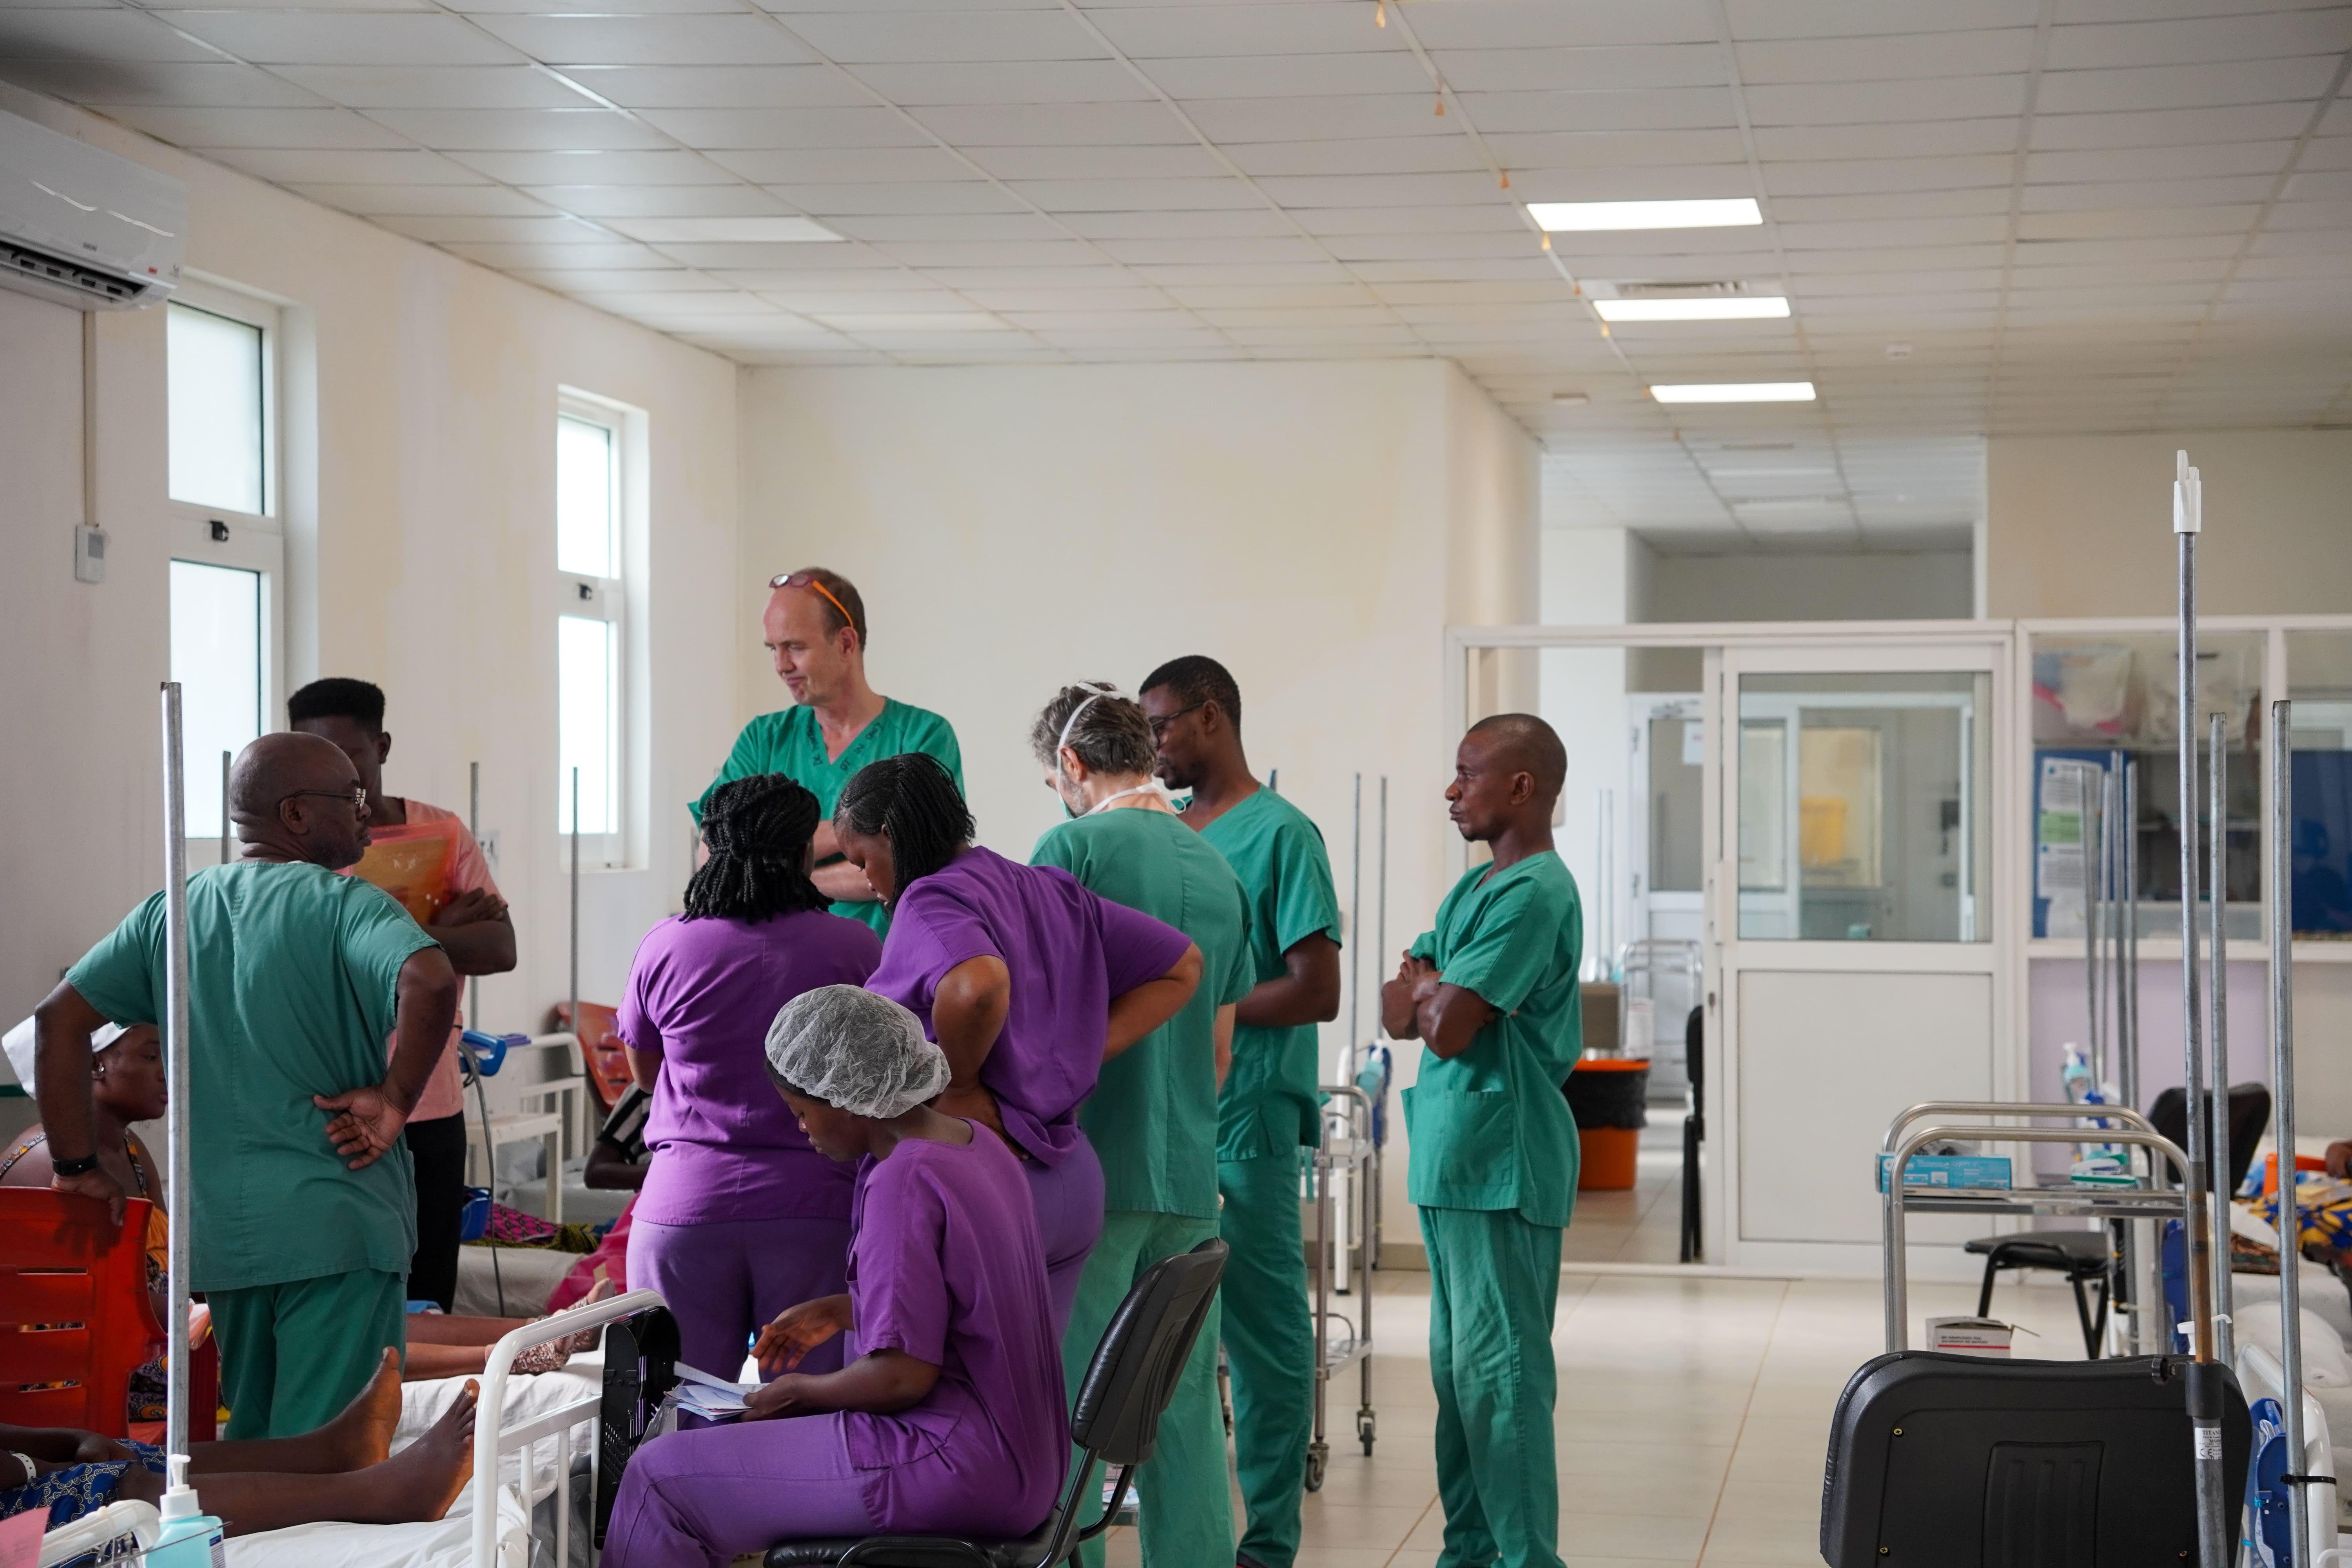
[159,685,194,1466]
[2271,699,2311,1568]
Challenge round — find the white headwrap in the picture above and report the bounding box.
[3,1015,130,1096]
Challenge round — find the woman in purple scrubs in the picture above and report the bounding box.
[604,986,1068,1568]
[835,753,1202,1334]
[620,775,883,1380]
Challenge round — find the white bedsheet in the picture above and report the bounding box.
[224,1357,605,1568]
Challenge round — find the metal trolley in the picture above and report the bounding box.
[1306,1078,1380,1490]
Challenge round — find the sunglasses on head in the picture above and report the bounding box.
[769,572,857,637]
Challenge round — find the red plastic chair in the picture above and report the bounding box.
[0,1189,162,1439]
[550,1001,628,1116]
[2264,1150,2329,1198]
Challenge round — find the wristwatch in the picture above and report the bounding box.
[49,1151,100,1177]
[7,1450,35,1486]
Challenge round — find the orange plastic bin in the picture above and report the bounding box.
[1566,1058,1650,1191]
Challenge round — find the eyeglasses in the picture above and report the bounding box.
[1147,702,1206,741]
[279,786,367,815]
[768,571,858,637]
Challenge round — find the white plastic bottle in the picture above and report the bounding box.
[143,1454,225,1568]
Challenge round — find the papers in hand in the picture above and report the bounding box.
[673,1361,758,1423]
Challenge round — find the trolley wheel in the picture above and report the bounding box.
[1357,1410,1376,1455]
[1305,1442,1328,1493]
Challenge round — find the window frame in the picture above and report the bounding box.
[166,279,285,862]
[555,390,630,867]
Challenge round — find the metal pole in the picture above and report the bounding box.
[467,761,481,1035]
[2082,760,2104,1089]
[2270,699,2310,1568]
[159,685,193,1465]
[2174,452,2227,1568]
[569,766,581,1042]
[1348,773,1362,1067]
[2207,713,2235,1367]
[2124,755,2151,1354]
[1375,776,1388,1263]
[218,750,231,867]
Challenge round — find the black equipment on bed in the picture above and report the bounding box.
[595,1302,681,1546]
[763,1238,1228,1568]
[2147,1081,2273,1196]
[1679,1005,1703,1264]
[1820,1351,2251,1566]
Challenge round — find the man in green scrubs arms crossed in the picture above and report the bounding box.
[694,566,962,935]
[1029,681,1255,1568]
[1381,714,1581,1568]
[1142,656,1341,1568]
[33,732,461,1439]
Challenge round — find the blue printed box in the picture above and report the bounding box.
[1876,1153,2013,1193]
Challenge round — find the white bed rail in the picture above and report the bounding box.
[471,1286,666,1568]
[2237,1340,2338,1563]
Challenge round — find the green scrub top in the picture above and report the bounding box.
[1403,851,1584,1228]
[1194,789,1343,1162]
[67,861,440,1294]
[691,698,964,936]
[1032,808,1254,1220]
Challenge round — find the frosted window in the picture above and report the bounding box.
[556,416,615,578]
[167,304,265,515]
[170,560,261,836]
[558,614,614,836]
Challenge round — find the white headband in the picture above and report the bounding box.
[1056,681,1125,761]
[2,1016,130,1097]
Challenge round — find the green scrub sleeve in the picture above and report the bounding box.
[1436,875,1564,1018]
[1407,929,1439,964]
[689,716,779,826]
[64,893,166,1028]
[1267,819,1342,955]
[1217,906,1257,1008]
[337,881,446,1042]
[918,714,966,797]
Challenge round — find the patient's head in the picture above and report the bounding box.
[764,985,949,1162]
[93,1024,165,1124]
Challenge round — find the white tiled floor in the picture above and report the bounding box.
[1102,1125,2103,1568]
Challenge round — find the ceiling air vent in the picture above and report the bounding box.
[1613,279,1752,299]
[0,238,145,305]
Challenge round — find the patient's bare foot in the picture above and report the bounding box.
[354,1379,477,1523]
[318,1348,403,1470]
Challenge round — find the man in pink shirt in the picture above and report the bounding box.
[292,679,516,1310]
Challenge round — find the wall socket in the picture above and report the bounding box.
[74,524,106,584]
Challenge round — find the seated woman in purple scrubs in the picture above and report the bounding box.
[604,985,1069,1568]
[621,774,883,1381]
[834,753,1203,1333]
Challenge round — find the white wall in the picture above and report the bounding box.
[0,86,740,1040]
[1988,430,2352,618]
[1641,548,1974,624]
[733,357,1538,1232]
[1538,528,1633,975]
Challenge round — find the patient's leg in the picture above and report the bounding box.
[191,1348,405,1475]
[130,1379,481,1537]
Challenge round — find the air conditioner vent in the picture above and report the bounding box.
[1615,279,1751,299]
[0,238,143,303]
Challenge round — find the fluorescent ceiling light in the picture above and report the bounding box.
[1650,381,1816,404]
[1594,296,1789,322]
[609,216,841,243]
[1526,198,1762,232]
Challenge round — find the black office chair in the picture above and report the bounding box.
[1679,1005,1704,1264]
[763,1238,1230,1568]
[1964,1082,2271,1359]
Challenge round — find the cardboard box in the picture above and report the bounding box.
[1926,1316,2013,1357]
[1876,1153,2013,1192]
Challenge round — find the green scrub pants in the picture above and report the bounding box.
[1065,1210,1232,1568]
[1419,1206,1564,1568]
[211,1267,407,1440]
[1218,1151,1314,1568]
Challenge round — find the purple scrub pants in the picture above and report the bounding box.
[603,1412,877,1568]
[1024,1132,1105,1339]
[627,1215,853,1381]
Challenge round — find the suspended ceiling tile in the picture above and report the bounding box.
[1433,45,1728,95]
[1401,0,1722,52]
[820,212,1071,240]
[2030,102,2319,150]
[1723,0,2041,40]
[285,180,555,215]
[522,183,796,218]
[1048,208,1295,238]
[1733,28,2036,83]
[1180,93,1459,142]
[470,14,817,67]
[207,145,489,183]
[904,101,1193,144]
[2026,142,2297,181]
[367,106,676,151]
[1481,128,1751,167]
[0,7,253,62]
[273,65,593,111]
[561,65,871,111]
[94,103,414,147]
[632,106,936,148]
[1144,51,1431,98]
[703,145,975,182]
[507,266,725,291]
[962,142,1225,178]
[443,239,676,267]
[1006,175,1261,210]
[0,59,328,107]
[164,12,526,67]
[778,9,1104,64]
[757,180,1024,213]
[1088,4,1404,59]
[854,60,1156,105]
[448,148,741,183]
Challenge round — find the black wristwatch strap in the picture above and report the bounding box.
[49,1151,100,1177]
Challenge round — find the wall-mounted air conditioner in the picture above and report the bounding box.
[0,106,184,310]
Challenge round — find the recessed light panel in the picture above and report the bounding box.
[1650,381,1816,404]
[1593,296,1789,322]
[1526,199,1762,232]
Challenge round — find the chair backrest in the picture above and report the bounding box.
[552,1001,629,1114]
[0,1190,162,1437]
[2147,1083,2273,1194]
[1069,1238,1227,1468]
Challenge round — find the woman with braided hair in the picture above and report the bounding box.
[619,773,882,1380]
[837,752,1205,1336]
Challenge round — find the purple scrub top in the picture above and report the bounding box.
[617,909,883,1225]
[865,846,1192,1167]
[844,1125,1067,1536]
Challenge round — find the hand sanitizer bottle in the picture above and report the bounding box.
[146,1454,225,1567]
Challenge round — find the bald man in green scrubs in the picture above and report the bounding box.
[1143,656,1341,1568]
[1382,714,1582,1568]
[694,566,961,936]
[1029,682,1255,1568]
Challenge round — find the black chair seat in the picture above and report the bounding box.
[1964,1229,2110,1276]
[765,1526,1054,1568]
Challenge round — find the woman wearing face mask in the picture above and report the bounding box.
[1025,684,1256,1568]
[833,753,1202,1336]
